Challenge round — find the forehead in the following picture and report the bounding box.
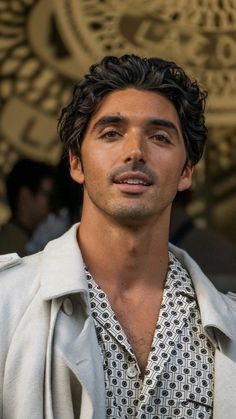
[90,88,181,128]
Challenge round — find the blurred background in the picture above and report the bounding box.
[0,0,236,290]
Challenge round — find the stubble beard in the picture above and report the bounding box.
[102,197,158,224]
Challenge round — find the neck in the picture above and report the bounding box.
[78,207,171,296]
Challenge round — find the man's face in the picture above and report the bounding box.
[70,88,193,225]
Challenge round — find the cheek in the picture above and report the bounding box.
[82,151,110,181]
[83,165,104,191]
[157,158,187,191]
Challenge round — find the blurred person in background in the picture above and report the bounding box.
[26,155,83,254]
[0,158,54,256]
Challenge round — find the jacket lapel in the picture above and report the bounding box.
[44,298,63,419]
[54,299,106,419]
[40,226,106,419]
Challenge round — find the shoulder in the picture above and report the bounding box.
[225,291,236,307]
[0,253,22,271]
[169,242,236,311]
[0,251,47,363]
[0,251,41,277]
[169,243,236,337]
[169,243,236,295]
[168,242,209,283]
[0,251,42,314]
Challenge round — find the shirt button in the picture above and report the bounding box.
[62,298,73,316]
[127,365,138,378]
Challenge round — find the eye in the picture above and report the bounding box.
[100,129,122,141]
[150,133,172,144]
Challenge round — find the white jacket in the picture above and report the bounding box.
[0,224,236,419]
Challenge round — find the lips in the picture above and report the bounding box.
[113,172,152,186]
[117,178,148,185]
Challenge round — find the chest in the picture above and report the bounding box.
[111,297,162,375]
[91,292,215,419]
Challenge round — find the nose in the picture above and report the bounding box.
[123,130,146,164]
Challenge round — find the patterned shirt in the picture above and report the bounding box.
[85,252,215,419]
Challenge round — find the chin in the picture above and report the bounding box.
[109,205,155,221]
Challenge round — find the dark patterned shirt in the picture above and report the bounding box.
[85,252,215,419]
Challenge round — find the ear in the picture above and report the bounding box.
[69,150,84,185]
[177,161,193,192]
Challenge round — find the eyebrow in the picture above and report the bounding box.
[146,118,181,139]
[91,115,124,132]
[91,115,181,139]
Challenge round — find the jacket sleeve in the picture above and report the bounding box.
[0,253,41,418]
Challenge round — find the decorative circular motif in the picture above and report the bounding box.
[0,0,69,168]
[53,0,236,123]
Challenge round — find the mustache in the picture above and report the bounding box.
[108,162,157,183]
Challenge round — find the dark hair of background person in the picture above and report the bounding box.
[58,54,208,165]
[6,159,54,213]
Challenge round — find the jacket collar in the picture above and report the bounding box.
[40,224,236,344]
[40,224,88,300]
[169,243,236,344]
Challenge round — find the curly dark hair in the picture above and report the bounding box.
[58,54,207,165]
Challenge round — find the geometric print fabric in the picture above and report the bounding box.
[85,251,215,419]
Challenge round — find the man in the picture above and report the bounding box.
[0,55,236,419]
[0,159,54,256]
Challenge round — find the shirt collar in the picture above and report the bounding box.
[166,251,196,301]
